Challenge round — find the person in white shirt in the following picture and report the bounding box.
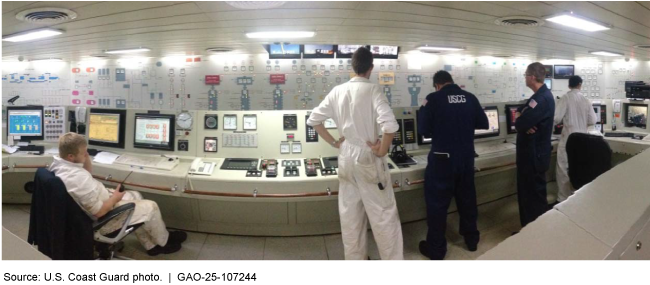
[307,47,403,260]
[49,132,187,256]
[554,76,598,202]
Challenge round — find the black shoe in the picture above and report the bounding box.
[147,242,181,256]
[511,231,519,236]
[168,231,187,244]
[464,236,479,252]
[419,241,446,260]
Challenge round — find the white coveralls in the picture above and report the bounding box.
[307,77,404,260]
[554,89,598,202]
[49,156,170,250]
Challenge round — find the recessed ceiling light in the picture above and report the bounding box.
[2,28,63,42]
[245,31,315,39]
[589,51,623,57]
[104,47,151,54]
[417,46,465,51]
[545,14,610,32]
[30,58,63,62]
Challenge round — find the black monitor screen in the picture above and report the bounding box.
[554,65,574,79]
[134,113,175,151]
[368,45,399,59]
[303,44,336,58]
[7,106,44,141]
[475,106,500,138]
[505,104,525,134]
[88,108,126,148]
[336,45,367,58]
[624,104,647,129]
[267,44,302,59]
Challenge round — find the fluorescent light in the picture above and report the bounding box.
[417,46,465,51]
[104,48,151,54]
[245,31,315,39]
[546,14,610,32]
[30,58,63,62]
[589,51,623,57]
[2,29,63,42]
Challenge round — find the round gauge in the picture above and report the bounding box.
[224,115,237,130]
[243,115,257,130]
[177,111,193,130]
[205,115,218,129]
[283,115,297,130]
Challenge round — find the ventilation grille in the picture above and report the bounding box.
[495,16,544,27]
[16,8,77,24]
[206,47,235,53]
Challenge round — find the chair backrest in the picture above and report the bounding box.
[28,168,94,260]
[566,133,613,190]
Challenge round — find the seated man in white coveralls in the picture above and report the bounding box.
[49,132,187,256]
[553,76,598,203]
[307,47,403,260]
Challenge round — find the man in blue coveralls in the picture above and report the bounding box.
[515,62,555,228]
[417,70,489,260]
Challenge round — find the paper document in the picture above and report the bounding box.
[45,147,59,155]
[93,152,121,165]
[2,144,19,154]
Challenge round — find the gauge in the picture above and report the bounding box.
[176,111,193,130]
[243,114,257,130]
[204,114,218,129]
[283,114,298,130]
[224,114,237,130]
[280,142,290,154]
[324,118,337,129]
[292,142,302,154]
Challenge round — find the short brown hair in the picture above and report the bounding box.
[352,47,373,75]
[59,132,87,158]
[526,62,546,83]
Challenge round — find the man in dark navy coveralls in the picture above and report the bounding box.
[417,71,489,260]
[515,62,555,228]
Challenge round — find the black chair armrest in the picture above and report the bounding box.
[93,203,135,231]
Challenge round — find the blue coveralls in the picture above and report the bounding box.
[514,84,555,227]
[418,84,489,258]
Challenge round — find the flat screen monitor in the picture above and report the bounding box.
[7,106,44,141]
[303,44,336,58]
[505,104,525,134]
[88,108,126,149]
[134,113,175,151]
[368,45,399,59]
[267,44,302,59]
[336,45,367,58]
[415,110,431,145]
[554,65,574,79]
[544,78,552,89]
[475,106,500,138]
[624,104,647,129]
[544,65,553,78]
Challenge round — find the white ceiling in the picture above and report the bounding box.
[2,1,650,61]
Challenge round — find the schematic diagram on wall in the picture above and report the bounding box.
[407,75,422,107]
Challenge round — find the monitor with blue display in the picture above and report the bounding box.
[267,44,302,59]
[7,106,44,141]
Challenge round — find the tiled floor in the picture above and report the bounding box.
[3,188,541,260]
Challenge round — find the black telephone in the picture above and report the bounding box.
[389,144,417,167]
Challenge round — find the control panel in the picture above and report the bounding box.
[282,160,301,167]
[220,158,259,171]
[284,166,300,177]
[222,133,258,148]
[44,106,66,141]
[393,119,404,145]
[403,118,416,144]
[304,158,322,177]
[305,115,318,142]
[321,156,338,176]
[261,159,278,177]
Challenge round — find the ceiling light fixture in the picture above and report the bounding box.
[104,47,151,54]
[589,51,623,57]
[2,28,63,42]
[545,14,610,32]
[30,58,63,62]
[417,46,465,51]
[245,31,315,39]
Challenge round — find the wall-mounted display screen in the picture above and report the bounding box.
[544,65,553,78]
[267,44,302,59]
[544,78,552,89]
[88,108,126,149]
[303,44,336,58]
[336,45,367,58]
[624,104,647,129]
[554,65,575,79]
[369,45,399,59]
[475,106,500,138]
[134,113,175,151]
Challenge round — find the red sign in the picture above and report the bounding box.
[205,75,220,85]
[270,74,286,84]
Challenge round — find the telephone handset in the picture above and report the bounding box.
[189,158,216,176]
[75,107,87,134]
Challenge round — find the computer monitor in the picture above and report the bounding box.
[505,104,525,134]
[88,108,126,149]
[134,113,175,151]
[624,104,647,129]
[544,78,552,89]
[7,106,44,142]
[415,110,431,145]
[543,65,553,78]
[267,44,302,59]
[475,106,500,138]
[336,45,367,58]
[303,44,336,58]
[368,45,399,59]
[554,65,574,79]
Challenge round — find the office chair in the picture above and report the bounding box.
[29,168,142,260]
[566,133,612,190]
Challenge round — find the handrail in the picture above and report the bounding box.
[2,165,9,171]
[405,178,425,186]
[12,164,48,169]
[92,175,173,192]
[475,162,516,172]
[184,189,339,198]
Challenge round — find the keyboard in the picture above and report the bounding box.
[604,132,635,138]
[18,145,45,153]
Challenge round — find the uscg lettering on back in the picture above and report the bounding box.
[447,95,466,104]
